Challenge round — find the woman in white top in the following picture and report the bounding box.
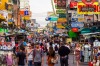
[26,44,34,66]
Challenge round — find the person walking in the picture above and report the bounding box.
[26,43,34,66]
[75,44,81,66]
[16,47,26,66]
[47,46,57,66]
[33,43,44,66]
[58,42,70,66]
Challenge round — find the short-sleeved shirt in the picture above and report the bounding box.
[17,52,26,65]
[34,49,44,62]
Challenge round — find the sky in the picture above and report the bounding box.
[29,0,53,27]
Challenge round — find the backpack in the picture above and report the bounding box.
[55,45,58,51]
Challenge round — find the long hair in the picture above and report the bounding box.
[48,47,54,56]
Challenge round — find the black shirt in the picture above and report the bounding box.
[58,46,70,56]
[17,52,26,65]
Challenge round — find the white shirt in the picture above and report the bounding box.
[47,42,50,51]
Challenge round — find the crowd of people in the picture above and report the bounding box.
[0,36,71,66]
[0,35,100,66]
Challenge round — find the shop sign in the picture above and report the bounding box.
[71,18,78,21]
[57,18,67,23]
[46,16,58,21]
[24,10,29,15]
[72,12,84,18]
[59,14,66,18]
[77,2,100,14]
[20,10,24,16]
[70,1,77,8]
[57,0,66,9]
[71,22,84,28]
[56,9,66,14]
[78,18,84,22]
[71,12,84,22]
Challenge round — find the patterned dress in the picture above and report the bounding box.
[75,48,80,61]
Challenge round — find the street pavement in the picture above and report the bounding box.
[44,54,88,66]
[0,51,88,66]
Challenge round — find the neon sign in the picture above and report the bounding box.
[77,0,100,14]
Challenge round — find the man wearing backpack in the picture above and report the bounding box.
[33,43,44,66]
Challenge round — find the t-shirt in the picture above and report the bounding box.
[17,52,26,65]
[34,49,44,62]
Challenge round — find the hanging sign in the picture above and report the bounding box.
[56,9,66,14]
[71,22,84,28]
[70,1,77,8]
[24,10,29,15]
[77,2,100,14]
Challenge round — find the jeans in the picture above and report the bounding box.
[34,62,41,66]
[28,60,33,66]
[60,56,68,66]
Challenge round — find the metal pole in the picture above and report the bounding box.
[51,0,56,15]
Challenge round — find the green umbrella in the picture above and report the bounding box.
[68,30,78,38]
[0,28,8,32]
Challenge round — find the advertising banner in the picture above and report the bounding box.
[71,12,84,22]
[78,18,84,22]
[71,22,84,28]
[56,23,65,29]
[77,2,100,14]
[59,14,66,18]
[70,1,77,8]
[84,15,94,23]
[57,0,66,9]
[56,9,66,14]
[57,18,67,23]
[71,18,78,21]
[24,10,29,15]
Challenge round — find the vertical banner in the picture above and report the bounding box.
[57,0,66,9]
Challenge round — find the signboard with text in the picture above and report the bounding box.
[77,2,100,14]
[70,1,77,8]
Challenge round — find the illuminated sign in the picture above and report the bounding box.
[77,2,100,14]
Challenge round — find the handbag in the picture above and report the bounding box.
[51,57,58,64]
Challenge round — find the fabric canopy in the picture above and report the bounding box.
[80,28,91,34]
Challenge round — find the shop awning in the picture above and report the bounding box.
[80,28,92,34]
